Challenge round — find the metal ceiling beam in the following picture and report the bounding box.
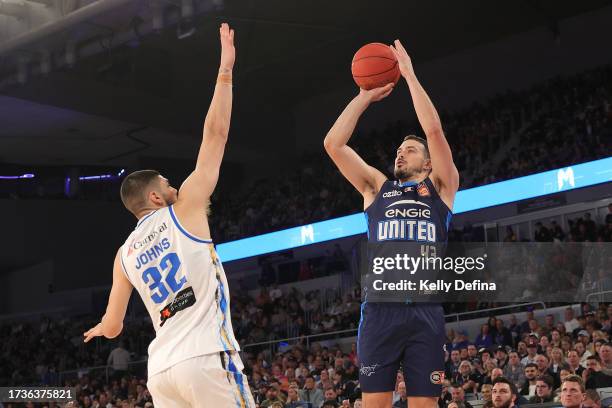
[0,1,27,19]
[0,0,134,56]
[24,0,53,6]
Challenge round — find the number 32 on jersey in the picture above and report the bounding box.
[141,252,186,304]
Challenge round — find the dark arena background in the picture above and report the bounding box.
[1,0,611,407]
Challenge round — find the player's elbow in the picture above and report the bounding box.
[323,135,333,151]
[323,134,340,154]
[425,127,444,140]
[203,123,229,142]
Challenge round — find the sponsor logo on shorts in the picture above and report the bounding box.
[359,363,379,377]
[430,371,445,384]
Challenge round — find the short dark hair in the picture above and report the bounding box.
[450,382,463,390]
[491,377,518,396]
[403,135,430,159]
[525,363,539,370]
[585,389,601,403]
[562,374,585,393]
[586,355,601,363]
[120,170,160,214]
[535,375,554,388]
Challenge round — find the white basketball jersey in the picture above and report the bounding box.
[120,205,239,377]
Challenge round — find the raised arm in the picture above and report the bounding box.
[176,23,235,209]
[323,85,393,205]
[84,249,133,342]
[390,40,460,209]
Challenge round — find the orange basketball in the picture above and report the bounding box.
[351,42,400,90]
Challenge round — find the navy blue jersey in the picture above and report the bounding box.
[358,176,451,395]
[365,177,452,244]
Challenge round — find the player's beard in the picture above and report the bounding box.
[393,160,425,180]
[493,399,513,408]
[394,163,420,180]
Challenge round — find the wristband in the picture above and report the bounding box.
[217,73,232,85]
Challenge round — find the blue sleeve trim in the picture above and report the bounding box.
[168,205,213,244]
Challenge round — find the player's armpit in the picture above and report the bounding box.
[177,131,226,208]
[324,144,386,197]
[102,249,133,339]
[428,129,459,184]
[430,169,459,211]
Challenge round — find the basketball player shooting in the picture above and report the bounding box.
[324,40,459,408]
[83,23,254,408]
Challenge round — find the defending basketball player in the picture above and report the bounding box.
[83,23,254,408]
[324,40,459,408]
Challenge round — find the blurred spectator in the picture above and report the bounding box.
[450,384,474,408]
[559,375,586,408]
[521,343,538,366]
[393,381,408,408]
[491,378,520,408]
[566,350,585,377]
[300,375,324,408]
[520,363,539,397]
[475,325,494,350]
[529,375,554,403]
[107,341,130,380]
[583,389,602,408]
[454,361,479,395]
[480,383,492,402]
[583,355,612,389]
[503,351,525,390]
[446,349,462,380]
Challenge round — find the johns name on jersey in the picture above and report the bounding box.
[377,207,436,242]
[135,238,171,270]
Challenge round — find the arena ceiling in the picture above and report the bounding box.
[0,0,611,167]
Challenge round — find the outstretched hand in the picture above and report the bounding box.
[358,82,394,104]
[83,322,103,343]
[219,23,235,72]
[389,39,415,79]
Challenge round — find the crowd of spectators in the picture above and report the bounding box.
[3,299,612,408]
[522,208,612,243]
[0,281,362,407]
[441,304,612,408]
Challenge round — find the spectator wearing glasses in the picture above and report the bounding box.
[529,375,554,404]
